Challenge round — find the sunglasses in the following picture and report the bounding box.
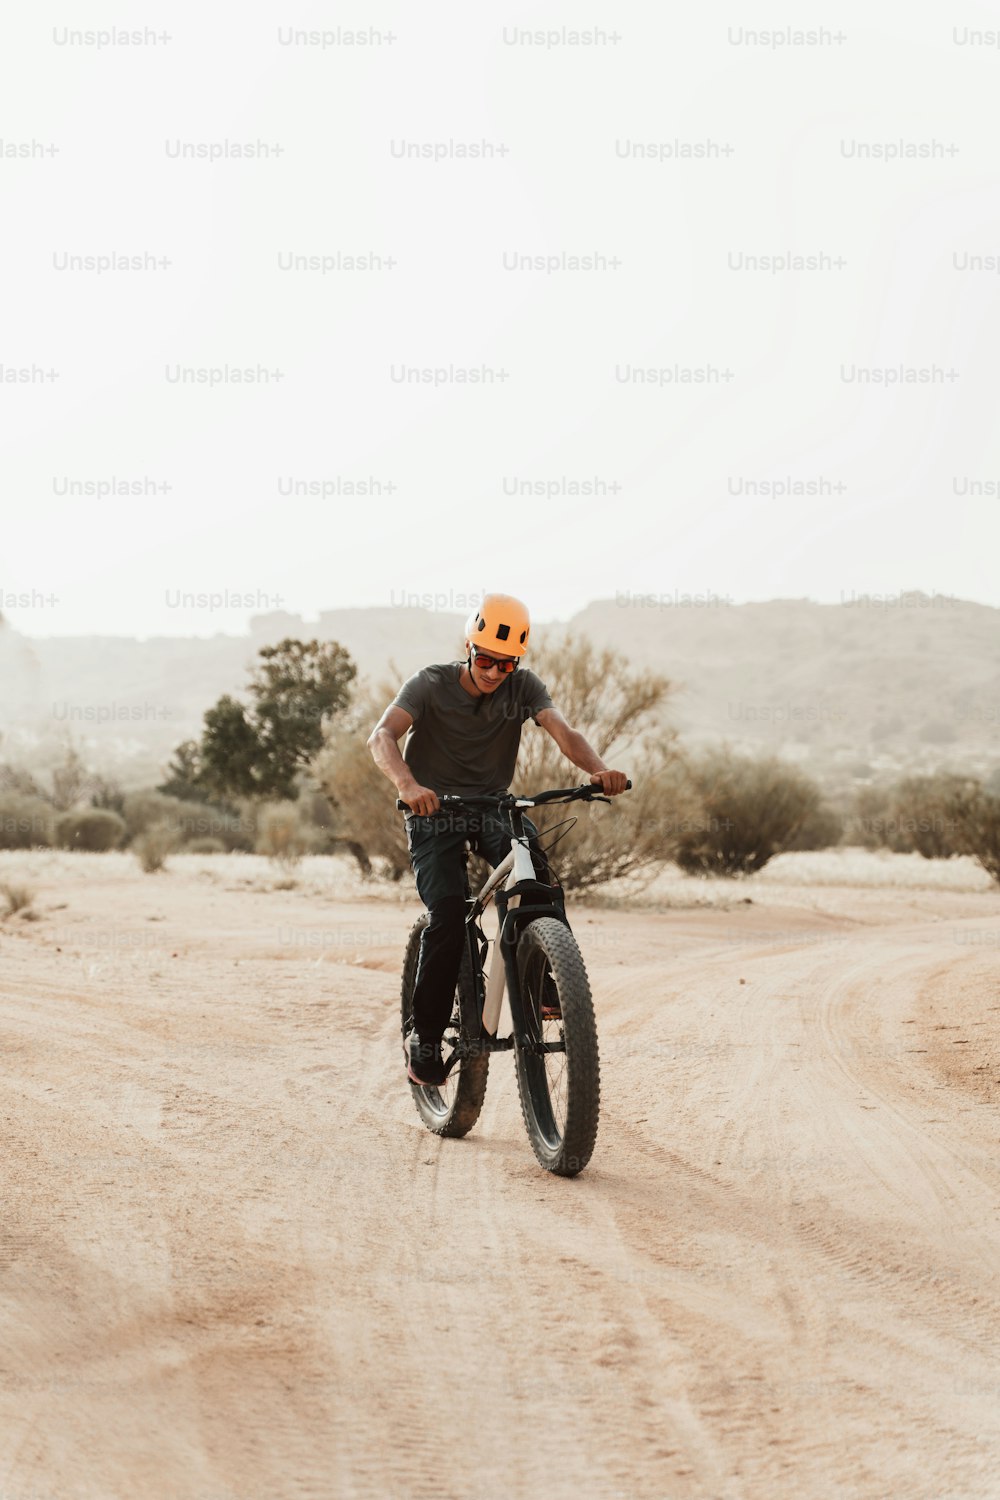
[471,646,518,675]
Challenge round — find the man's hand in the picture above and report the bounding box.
[399,779,440,815]
[589,770,629,796]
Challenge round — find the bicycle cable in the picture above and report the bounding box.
[533,815,578,860]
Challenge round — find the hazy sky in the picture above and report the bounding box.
[3,2,998,639]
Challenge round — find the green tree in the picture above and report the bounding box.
[171,638,357,804]
[157,740,212,804]
[199,695,265,800]
[247,638,356,797]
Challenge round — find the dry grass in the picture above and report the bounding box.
[255,803,312,869]
[755,847,994,892]
[132,820,180,873]
[0,849,402,906]
[577,845,995,912]
[1,847,993,911]
[0,879,36,918]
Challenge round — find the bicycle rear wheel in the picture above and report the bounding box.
[400,913,489,1138]
[514,916,600,1176]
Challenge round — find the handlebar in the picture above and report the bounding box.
[395,780,631,814]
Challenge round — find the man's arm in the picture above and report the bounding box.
[534,707,629,795]
[366,705,441,815]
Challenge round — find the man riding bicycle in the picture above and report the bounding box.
[368,592,628,1087]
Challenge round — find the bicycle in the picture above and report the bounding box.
[396,780,631,1177]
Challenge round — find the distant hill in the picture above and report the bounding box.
[2,595,998,788]
[561,594,1000,779]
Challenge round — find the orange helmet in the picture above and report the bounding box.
[464,593,531,656]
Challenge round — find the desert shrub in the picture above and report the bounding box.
[55,808,126,852]
[848,774,970,858]
[313,677,416,880]
[254,801,322,868]
[133,820,180,873]
[184,836,225,854]
[503,635,677,891]
[48,744,94,811]
[123,788,254,851]
[782,798,845,852]
[944,783,1000,885]
[669,749,826,876]
[89,776,126,815]
[3,744,98,813]
[175,801,255,851]
[0,763,45,798]
[298,787,337,840]
[122,790,187,842]
[847,785,901,850]
[0,792,55,849]
[888,774,970,859]
[1,880,35,917]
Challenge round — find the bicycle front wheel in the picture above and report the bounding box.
[514,916,600,1177]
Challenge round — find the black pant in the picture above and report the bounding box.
[405,809,557,1042]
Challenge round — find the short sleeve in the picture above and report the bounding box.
[520,669,554,722]
[391,669,429,724]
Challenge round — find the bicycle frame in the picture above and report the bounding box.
[461,804,570,1043]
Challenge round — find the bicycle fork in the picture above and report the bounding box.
[479,835,534,1036]
[476,842,571,1055]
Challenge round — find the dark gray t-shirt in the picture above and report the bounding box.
[392,660,554,797]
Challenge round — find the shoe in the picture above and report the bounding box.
[406,1032,448,1088]
[540,972,562,1020]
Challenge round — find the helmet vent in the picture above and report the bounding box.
[496,622,510,640]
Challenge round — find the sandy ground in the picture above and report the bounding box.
[1,848,999,1500]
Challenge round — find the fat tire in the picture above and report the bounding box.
[514,916,600,1177]
[400,912,489,1139]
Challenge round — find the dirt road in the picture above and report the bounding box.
[2,850,999,1499]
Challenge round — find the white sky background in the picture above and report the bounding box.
[2,0,999,639]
